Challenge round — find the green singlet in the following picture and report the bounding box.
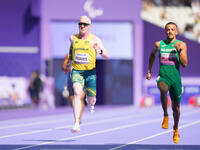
[157,39,182,102]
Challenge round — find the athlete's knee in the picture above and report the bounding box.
[87,96,96,106]
[172,101,180,112]
[73,83,83,96]
[158,82,168,93]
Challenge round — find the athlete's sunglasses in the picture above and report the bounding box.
[78,22,90,27]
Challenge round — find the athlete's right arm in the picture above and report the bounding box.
[68,35,75,62]
[146,41,160,80]
[61,35,75,73]
[62,53,70,71]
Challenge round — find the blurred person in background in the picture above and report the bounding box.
[28,71,43,107]
[183,24,195,40]
[142,0,155,11]
[9,83,24,106]
[146,22,188,143]
[65,16,109,132]
[191,0,200,16]
[62,53,86,123]
[39,75,55,110]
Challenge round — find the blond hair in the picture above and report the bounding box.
[79,16,91,24]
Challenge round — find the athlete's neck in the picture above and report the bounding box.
[79,32,90,40]
[166,37,176,44]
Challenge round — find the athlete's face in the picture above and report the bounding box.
[78,18,91,35]
[165,24,178,40]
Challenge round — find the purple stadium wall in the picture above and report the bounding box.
[0,0,40,77]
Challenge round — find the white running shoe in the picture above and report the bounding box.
[72,122,80,132]
[90,105,95,113]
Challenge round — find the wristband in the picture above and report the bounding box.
[178,48,182,53]
[100,49,103,54]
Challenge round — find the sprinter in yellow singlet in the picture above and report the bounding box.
[65,16,109,132]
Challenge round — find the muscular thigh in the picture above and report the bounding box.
[169,82,182,102]
[85,70,96,97]
[71,69,84,88]
[157,76,169,93]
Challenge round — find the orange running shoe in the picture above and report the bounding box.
[173,129,180,143]
[162,116,169,129]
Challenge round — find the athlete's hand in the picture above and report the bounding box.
[62,63,72,73]
[146,72,151,80]
[174,41,181,52]
[66,64,72,73]
[93,43,102,55]
[62,63,67,72]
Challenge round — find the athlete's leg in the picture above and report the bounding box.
[86,96,96,113]
[171,100,180,143]
[158,81,169,129]
[87,96,96,106]
[79,91,86,122]
[171,101,180,130]
[72,82,83,127]
[67,73,74,106]
[158,81,169,116]
[68,88,85,123]
[169,82,182,143]
[169,82,182,130]
[85,69,96,113]
[69,96,73,105]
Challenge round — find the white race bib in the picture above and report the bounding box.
[74,52,89,64]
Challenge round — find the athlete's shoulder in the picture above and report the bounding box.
[69,34,78,43]
[91,34,102,43]
[177,39,187,47]
[181,41,187,49]
[154,40,161,49]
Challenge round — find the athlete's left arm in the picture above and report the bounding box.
[180,42,188,67]
[92,36,109,59]
[174,41,188,67]
[175,41,188,67]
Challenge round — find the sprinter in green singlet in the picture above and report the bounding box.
[146,22,188,143]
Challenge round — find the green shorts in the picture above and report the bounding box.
[71,68,96,97]
[157,76,182,102]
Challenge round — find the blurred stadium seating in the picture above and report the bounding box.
[142,0,200,42]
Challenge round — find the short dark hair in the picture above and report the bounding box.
[165,22,178,29]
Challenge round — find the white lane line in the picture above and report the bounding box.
[0,106,161,131]
[1,107,199,139]
[0,115,136,139]
[12,118,161,150]
[0,118,68,130]
[1,106,198,130]
[109,119,200,150]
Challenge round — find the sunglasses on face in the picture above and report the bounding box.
[78,22,90,27]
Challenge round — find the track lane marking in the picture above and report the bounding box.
[12,119,161,150]
[109,119,200,150]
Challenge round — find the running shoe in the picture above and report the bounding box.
[173,129,180,143]
[72,122,80,132]
[90,105,95,113]
[162,116,169,129]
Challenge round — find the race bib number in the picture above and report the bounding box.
[160,53,176,65]
[74,52,89,64]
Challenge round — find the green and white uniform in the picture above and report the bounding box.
[157,39,182,102]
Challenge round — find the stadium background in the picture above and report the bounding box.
[0,0,200,109]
